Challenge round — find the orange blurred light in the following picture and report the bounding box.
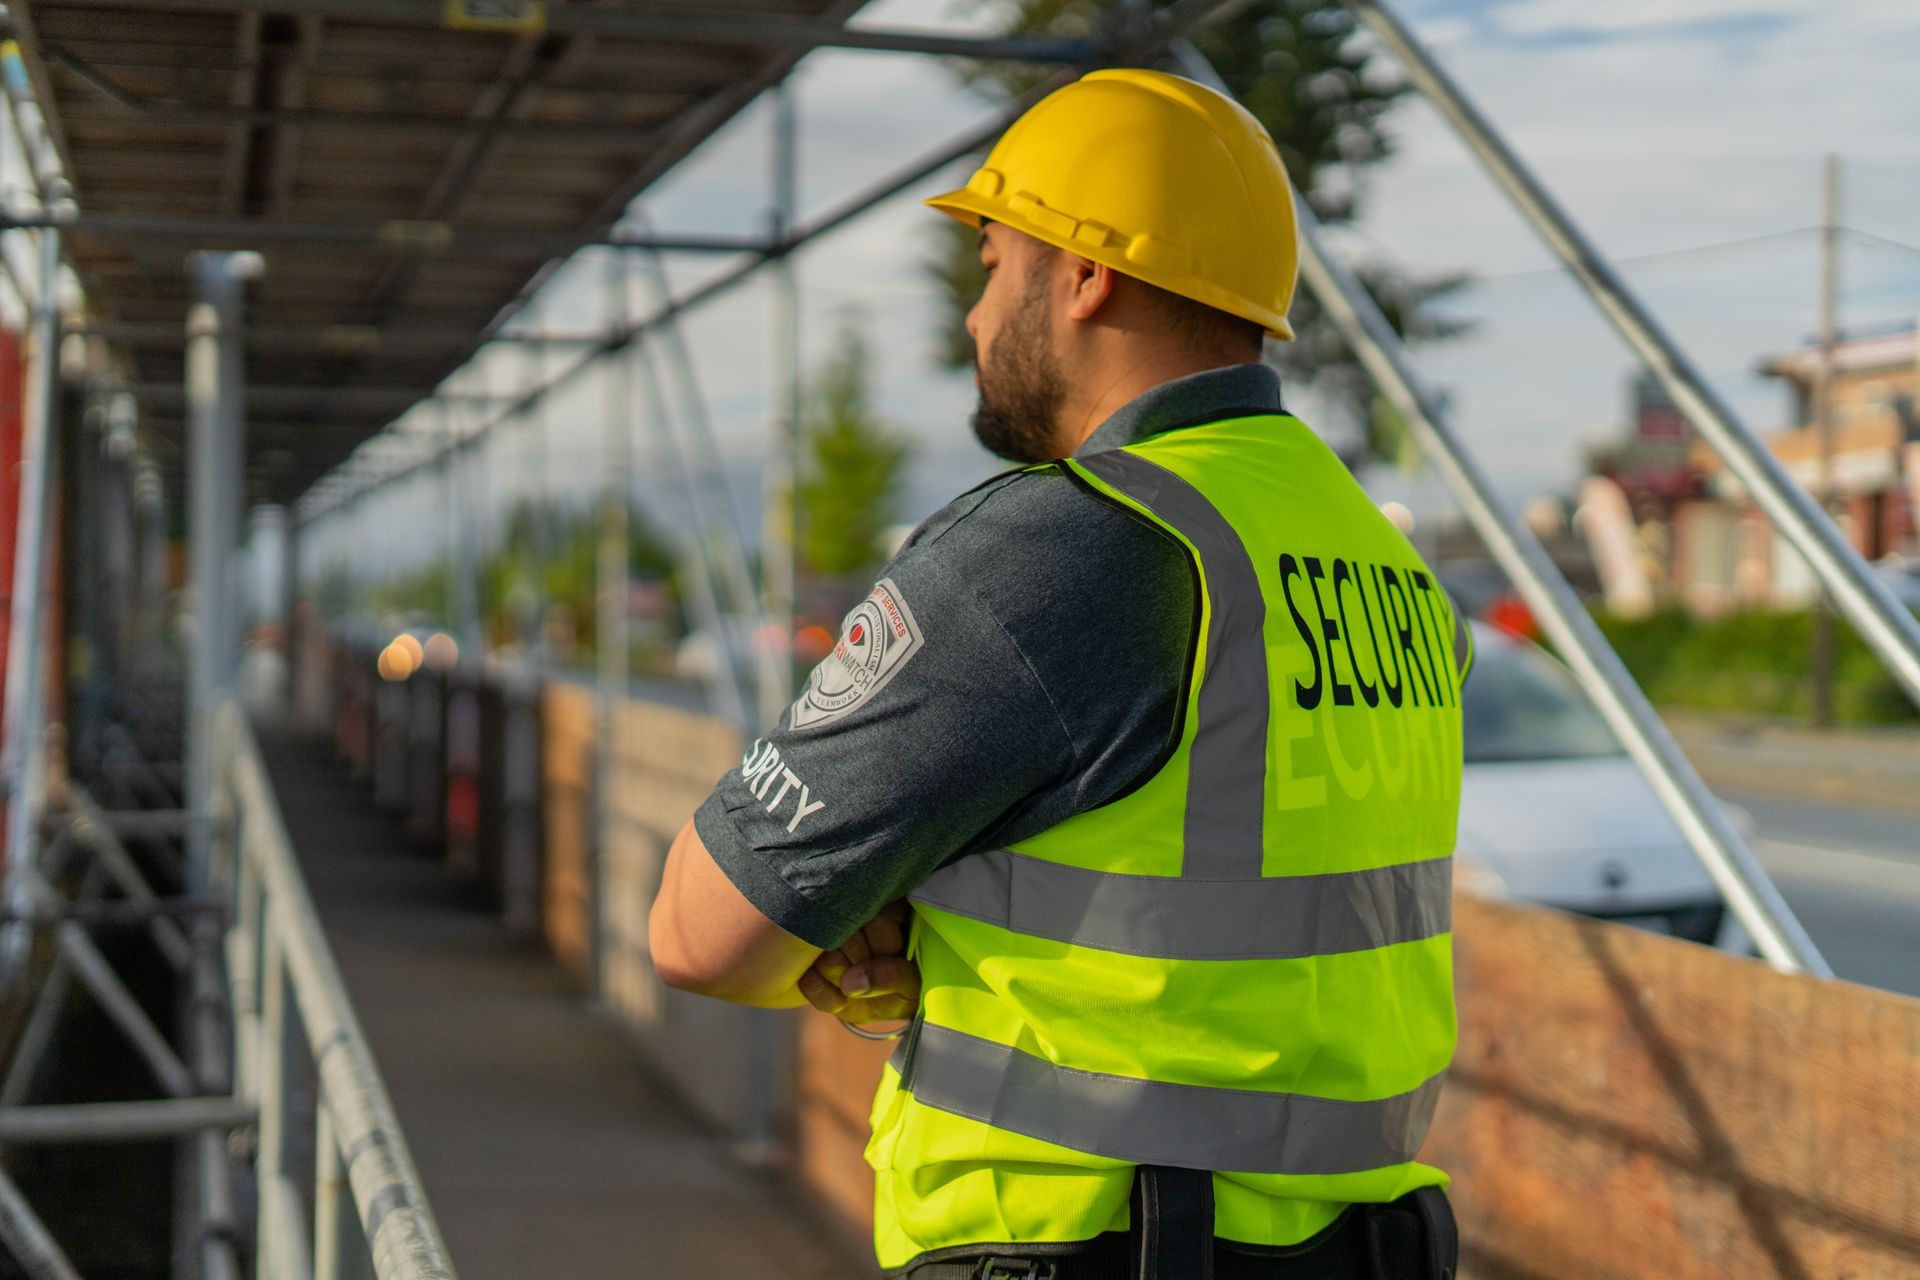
[1486,594,1539,642]
[752,622,789,656]
[793,624,835,663]
[378,634,422,682]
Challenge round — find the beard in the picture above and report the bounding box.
[971,272,1067,463]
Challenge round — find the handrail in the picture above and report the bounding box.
[211,699,459,1280]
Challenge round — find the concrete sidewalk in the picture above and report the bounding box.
[1665,711,1920,814]
[255,722,863,1280]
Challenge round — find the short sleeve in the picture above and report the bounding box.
[691,470,1194,949]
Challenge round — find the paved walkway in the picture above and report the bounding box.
[256,722,861,1280]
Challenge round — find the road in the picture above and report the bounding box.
[1720,787,1920,998]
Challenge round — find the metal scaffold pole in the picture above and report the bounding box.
[595,247,635,1011]
[523,332,548,657]
[626,215,763,637]
[435,399,481,655]
[1,207,65,887]
[449,396,485,660]
[0,1164,81,1280]
[759,77,801,731]
[1169,40,1828,977]
[469,362,501,636]
[183,249,262,895]
[624,268,753,729]
[1341,0,1920,711]
[281,504,303,713]
[599,248,634,717]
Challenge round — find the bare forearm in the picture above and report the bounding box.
[648,818,821,1006]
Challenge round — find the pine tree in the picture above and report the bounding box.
[798,319,914,581]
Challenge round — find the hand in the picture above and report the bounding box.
[798,900,920,1026]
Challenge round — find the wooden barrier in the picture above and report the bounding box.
[598,698,789,1135]
[791,1000,893,1255]
[1429,894,1920,1280]
[540,681,596,987]
[598,698,740,1025]
[521,681,789,1132]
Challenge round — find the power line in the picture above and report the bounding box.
[1462,225,1820,285]
[1845,227,1920,259]
[1355,223,1920,291]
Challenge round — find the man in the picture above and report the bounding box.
[650,68,1467,1280]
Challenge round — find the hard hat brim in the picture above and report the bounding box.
[924,187,1295,342]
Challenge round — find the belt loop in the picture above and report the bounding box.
[1128,1165,1214,1280]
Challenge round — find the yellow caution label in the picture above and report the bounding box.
[442,0,546,32]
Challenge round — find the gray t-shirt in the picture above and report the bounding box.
[694,363,1286,949]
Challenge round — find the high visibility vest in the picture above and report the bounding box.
[865,411,1468,1271]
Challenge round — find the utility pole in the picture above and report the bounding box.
[183,248,261,893]
[1811,154,1840,729]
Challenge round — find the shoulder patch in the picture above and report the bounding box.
[789,577,926,731]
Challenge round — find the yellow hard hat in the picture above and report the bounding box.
[926,68,1299,340]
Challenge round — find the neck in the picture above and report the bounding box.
[1057,348,1250,454]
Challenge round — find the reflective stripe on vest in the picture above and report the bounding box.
[910,849,1452,960]
[906,1023,1445,1176]
[1079,448,1269,879]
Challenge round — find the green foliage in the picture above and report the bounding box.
[368,564,447,623]
[1593,607,1918,726]
[797,321,914,580]
[926,0,1473,455]
[330,497,681,667]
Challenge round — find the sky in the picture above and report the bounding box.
[296,0,1920,595]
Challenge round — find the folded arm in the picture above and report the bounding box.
[649,818,923,1019]
[650,818,817,1008]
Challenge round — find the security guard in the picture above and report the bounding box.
[650,69,1469,1279]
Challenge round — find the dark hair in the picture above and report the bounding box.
[1140,280,1267,359]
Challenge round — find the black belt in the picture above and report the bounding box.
[903,1168,1457,1280]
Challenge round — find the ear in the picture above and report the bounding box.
[1062,255,1118,323]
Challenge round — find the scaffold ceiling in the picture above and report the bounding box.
[9,0,871,504]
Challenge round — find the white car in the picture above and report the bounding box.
[1874,554,1920,610]
[1456,622,1752,954]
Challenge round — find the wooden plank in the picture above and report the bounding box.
[598,697,741,1012]
[609,698,741,783]
[792,1010,892,1247]
[539,683,595,984]
[1420,895,1920,1280]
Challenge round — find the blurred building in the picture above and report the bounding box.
[1588,322,1920,615]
